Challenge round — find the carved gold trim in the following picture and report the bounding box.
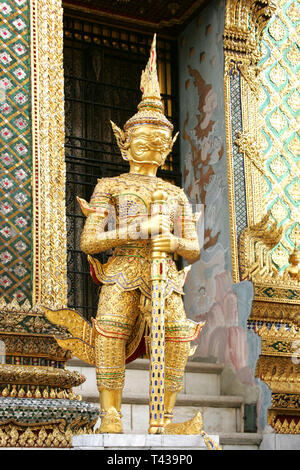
[256,356,300,395]
[0,383,79,400]
[30,0,68,309]
[250,300,300,326]
[224,0,276,283]
[224,0,300,433]
[0,364,84,389]
[268,393,300,434]
[268,416,300,434]
[0,423,73,448]
[239,211,283,282]
[224,0,277,49]
[0,420,95,447]
[238,212,300,305]
[253,282,300,304]
[224,73,239,283]
[225,0,299,291]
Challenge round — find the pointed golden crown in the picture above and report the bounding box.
[124,34,173,132]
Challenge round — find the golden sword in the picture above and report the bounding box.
[148,185,169,434]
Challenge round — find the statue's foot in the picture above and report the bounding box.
[164,411,203,435]
[148,426,165,434]
[98,407,123,434]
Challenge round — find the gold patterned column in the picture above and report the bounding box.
[31,0,68,309]
[224,0,277,282]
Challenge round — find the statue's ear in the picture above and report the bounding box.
[161,131,179,165]
[172,131,179,149]
[160,131,179,166]
[110,120,129,161]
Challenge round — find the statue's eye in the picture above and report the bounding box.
[136,143,148,151]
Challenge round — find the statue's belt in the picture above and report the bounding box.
[88,255,189,299]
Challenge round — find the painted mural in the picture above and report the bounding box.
[178,0,262,420]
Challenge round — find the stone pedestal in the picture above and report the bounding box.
[259,434,300,450]
[0,397,99,448]
[0,302,100,447]
[72,433,220,450]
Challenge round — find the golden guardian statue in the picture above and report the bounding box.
[45,35,205,435]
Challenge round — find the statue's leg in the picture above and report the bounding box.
[164,293,191,426]
[94,284,140,433]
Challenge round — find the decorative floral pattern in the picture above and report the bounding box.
[0,0,32,304]
[259,0,300,272]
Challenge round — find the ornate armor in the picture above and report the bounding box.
[79,172,202,393]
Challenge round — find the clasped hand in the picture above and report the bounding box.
[139,214,179,254]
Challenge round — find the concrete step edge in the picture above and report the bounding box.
[219,433,263,445]
[81,393,244,408]
[68,357,224,375]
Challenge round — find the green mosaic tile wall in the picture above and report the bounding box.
[0,0,32,303]
[259,0,300,273]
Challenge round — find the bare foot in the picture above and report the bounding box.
[98,407,123,434]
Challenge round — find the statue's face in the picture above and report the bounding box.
[128,124,172,166]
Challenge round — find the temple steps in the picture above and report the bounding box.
[121,392,244,408]
[80,393,243,406]
[67,358,262,449]
[219,433,263,450]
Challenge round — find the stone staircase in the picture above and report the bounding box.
[66,358,262,450]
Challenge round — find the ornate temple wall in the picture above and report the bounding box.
[179,0,300,433]
[0,0,32,304]
[0,0,68,311]
[223,0,299,434]
[258,1,299,274]
[178,0,266,430]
